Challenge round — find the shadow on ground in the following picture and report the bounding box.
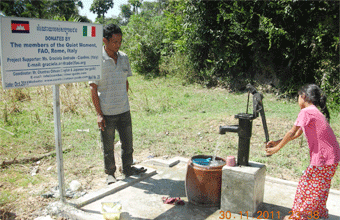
[129,178,187,198]
[153,203,218,220]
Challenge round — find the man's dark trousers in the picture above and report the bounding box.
[101,111,133,175]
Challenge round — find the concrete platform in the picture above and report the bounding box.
[59,157,340,220]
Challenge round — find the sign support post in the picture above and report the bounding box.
[1,16,103,203]
[53,84,66,202]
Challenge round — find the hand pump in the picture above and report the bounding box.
[219,84,269,166]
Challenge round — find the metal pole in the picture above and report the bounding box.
[246,91,250,114]
[237,117,253,166]
[53,84,66,202]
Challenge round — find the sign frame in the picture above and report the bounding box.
[0,16,103,89]
[1,16,103,202]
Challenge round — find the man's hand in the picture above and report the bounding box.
[97,114,106,131]
[90,83,105,131]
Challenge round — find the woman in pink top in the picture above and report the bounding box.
[265,84,340,220]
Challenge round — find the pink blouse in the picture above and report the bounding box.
[294,105,340,166]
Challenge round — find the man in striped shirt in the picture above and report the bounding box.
[89,24,146,185]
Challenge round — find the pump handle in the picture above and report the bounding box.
[246,84,270,143]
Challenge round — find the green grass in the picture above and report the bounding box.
[0,190,18,206]
[1,74,340,216]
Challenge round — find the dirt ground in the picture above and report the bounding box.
[0,149,153,220]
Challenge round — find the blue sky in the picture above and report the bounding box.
[0,0,156,22]
[79,0,156,22]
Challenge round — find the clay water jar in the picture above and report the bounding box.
[185,155,226,207]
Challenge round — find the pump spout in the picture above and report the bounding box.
[219,125,239,134]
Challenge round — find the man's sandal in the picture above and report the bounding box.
[123,166,147,177]
[106,175,117,185]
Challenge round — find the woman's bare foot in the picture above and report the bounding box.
[283,215,290,220]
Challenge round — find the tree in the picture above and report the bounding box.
[128,0,142,15]
[21,0,47,18]
[90,0,114,19]
[0,0,86,21]
[96,16,123,25]
[122,15,166,77]
[180,0,339,109]
[120,4,133,24]
[157,0,168,15]
[0,0,45,18]
[78,15,92,23]
[120,0,339,111]
[140,1,159,17]
[0,0,24,17]
[49,0,84,21]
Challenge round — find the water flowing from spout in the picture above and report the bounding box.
[210,136,222,166]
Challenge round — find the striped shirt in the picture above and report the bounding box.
[89,47,132,115]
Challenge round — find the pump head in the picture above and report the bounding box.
[219,84,270,166]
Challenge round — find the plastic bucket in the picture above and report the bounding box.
[185,155,226,207]
[101,202,122,220]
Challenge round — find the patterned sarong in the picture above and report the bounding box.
[290,163,338,220]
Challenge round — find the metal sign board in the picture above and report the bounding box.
[0,16,103,89]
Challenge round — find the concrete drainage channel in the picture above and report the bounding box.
[35,157,340,220]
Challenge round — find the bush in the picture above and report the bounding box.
[159,51,194,82]
[315,60,340,113]
[122,15,165,77]
[180,0,340,111]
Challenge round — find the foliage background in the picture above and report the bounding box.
[1,0,338,111]
[0,0,90,22]
[120,0,340,113]
[0,0,339,218]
